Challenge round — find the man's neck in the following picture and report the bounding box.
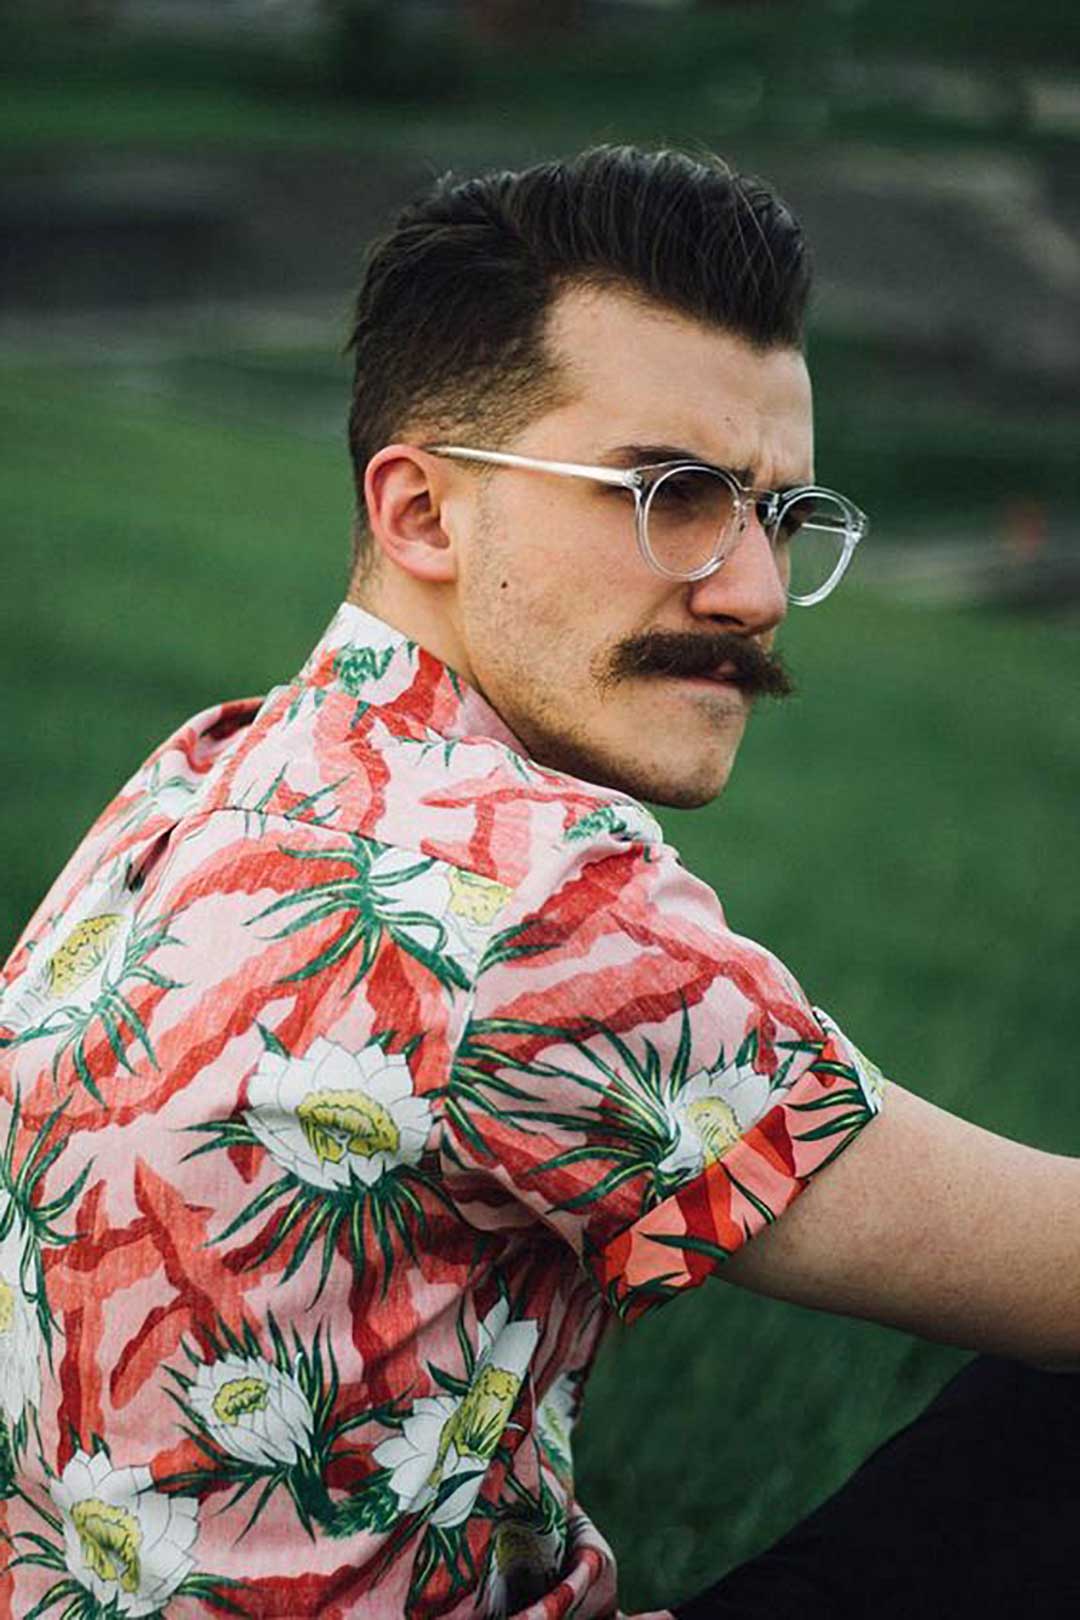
[345,573,474,687]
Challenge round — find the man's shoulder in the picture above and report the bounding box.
[173,599,670,896]
[1,694,264,976]
[203,666,668,892]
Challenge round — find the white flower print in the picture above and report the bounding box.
[658,1057,777,1182]
[0,876,134,1037]
[245,1037,432,1191]
[374,1301,539,1528]
[483,1513,565,1618]
[370,849,512,968]
[536,1371,578,1485]
[51,1449,197,1617]
[187,1353,316,1467]
[372,1395,468,1525]
[0,1202,44,1426]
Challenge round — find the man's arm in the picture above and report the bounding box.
[721,1082,1080,1365]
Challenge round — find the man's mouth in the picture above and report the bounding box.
[669,660,744,685]
[673,665,748,693]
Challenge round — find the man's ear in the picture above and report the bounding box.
[363,444,459,584]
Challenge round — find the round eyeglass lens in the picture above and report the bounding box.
[773,491,854,604]
[642,465,739,579]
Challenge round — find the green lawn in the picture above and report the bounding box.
[3,366,1078,1608]
[3,3,1079,158]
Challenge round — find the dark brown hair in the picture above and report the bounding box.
[346,144,811,569]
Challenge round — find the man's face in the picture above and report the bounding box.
[452,285,814,809]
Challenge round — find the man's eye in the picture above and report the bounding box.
[654,473,696,498]
[652,475,699,505]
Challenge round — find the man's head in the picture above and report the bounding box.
[346,145,814,808]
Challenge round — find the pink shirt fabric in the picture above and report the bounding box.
[0,602,884,1618]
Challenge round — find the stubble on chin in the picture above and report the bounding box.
[502,670,747,808]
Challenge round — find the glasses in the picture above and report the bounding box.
[425,444,868,607]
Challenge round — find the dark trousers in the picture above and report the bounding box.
[674,1356,1080,1618]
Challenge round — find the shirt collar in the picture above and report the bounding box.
[298,601,529,755]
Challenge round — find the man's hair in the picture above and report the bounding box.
[346,144,811,572]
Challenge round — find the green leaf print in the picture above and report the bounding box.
[255,1020,289,1058]
[0,1413,16,1500]
[325,1471,399,1537]
[251,835,475,994]
[333,643,395,696]
[563,801,663,850]
[450,1008,687,1204]
[409,1522,480,1609]
[563,805,628,843]
[2,1092,91,1370]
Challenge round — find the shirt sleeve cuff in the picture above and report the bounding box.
[588,1010,886,1321]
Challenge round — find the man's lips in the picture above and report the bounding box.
[664,658,742,683]
[671,664,747,689]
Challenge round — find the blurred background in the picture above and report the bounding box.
[2,0,1079,1608]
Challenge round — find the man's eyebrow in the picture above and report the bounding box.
[600,442,757,485]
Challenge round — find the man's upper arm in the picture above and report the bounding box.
[721,1079,1080,1365]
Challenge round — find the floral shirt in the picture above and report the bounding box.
[0,602,885,1620]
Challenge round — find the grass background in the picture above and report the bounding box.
[2,2,1079,1606]
[3,0,1079,155]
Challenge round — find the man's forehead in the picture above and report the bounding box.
[544,283,814,477]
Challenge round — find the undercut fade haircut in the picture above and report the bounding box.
[346,144,811,574]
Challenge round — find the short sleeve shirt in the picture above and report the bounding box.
[0,602,885,1619]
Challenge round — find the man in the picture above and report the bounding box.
[0,146,1076,1619]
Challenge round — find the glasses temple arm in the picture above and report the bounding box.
[425,444,639,489]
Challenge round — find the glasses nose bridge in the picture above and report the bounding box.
[752,488,783,536]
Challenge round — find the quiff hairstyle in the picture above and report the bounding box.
[346,144,811,573]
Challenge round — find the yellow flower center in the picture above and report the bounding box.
[47,915,123,998]
[685,1095,741,1165]
[0,1279,14,1334]
[429,1365,521,1488]
[448,869,512,927]
[297,1088,400,1165]
[71,1497,142,1594]
[212,1375,269,1426]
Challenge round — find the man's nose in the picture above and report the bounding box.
[685,510,788,632]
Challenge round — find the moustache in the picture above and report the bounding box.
[603,631,795,699]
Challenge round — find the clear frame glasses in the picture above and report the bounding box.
[425,444,868,607]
